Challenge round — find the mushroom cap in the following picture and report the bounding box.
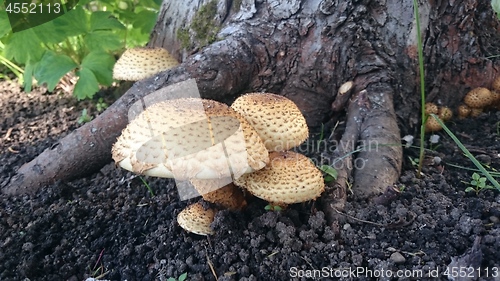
[464,87,493,108]
[190,178,247,210]
[112,98,269,180]
[113,47,179,81]
[231,93,309,152]
[425,116,442,132]
[234,151,325,204]
[457,104,471,119]
[424,102,439,115]
[438,106,453,121]
[177,202,216,235]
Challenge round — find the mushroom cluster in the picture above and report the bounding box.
[112,93,325,235]
[424,102,453,132]
[458,77,500,119]
[424,76,500,132]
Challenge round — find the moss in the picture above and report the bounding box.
[176,0,221,50]
[231,0,242,13]
[191,0,220,45]
[177,28,191,49]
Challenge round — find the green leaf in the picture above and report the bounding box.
[319,165,338,180]
[178,273,188,281]
[166,278,175,281]
[74,67,100,100]
[133,10,158,34]
[90,11,125,31]
[0,10,11,38]
[81,51,115,85]
[51,5,88,37]
[22,60,36,92]
[4,29,44,64]
[324,175,335,183]
[34,51,77,91]
[465,187,475,193]
[30,20,70,44]
[84,30,122,52]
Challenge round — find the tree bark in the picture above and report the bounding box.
[4,0,500,219]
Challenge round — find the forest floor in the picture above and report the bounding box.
[0,79,499,281]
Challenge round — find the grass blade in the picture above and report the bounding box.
[430,114,500,191]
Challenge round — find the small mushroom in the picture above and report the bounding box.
[190,178,247,210]
[177,202,216,235]
[113,47,179,81]
[231,93,309,152]
[425,116,442,132]
[234,151,325,205]
[424,102,439,115]
[464,87,493,109]
[112,98,269,180]
[438,106,453,121]
[457,104,471,119]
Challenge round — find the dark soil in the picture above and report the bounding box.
[1,80,499,281]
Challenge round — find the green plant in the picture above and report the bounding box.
[319,164,338,183]
[77,108,92,124]
[413,0,427,177]
[139,176,155,197]
[464,172,495,195]
[0,41,23,80]
[0,0,160,99]
[167,272,187,281]
[264,204,282,211]
[95,97,108,112]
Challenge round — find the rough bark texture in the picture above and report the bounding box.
[4,0,500,209]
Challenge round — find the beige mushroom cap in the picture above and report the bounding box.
[177,202,216,235]
[231,93,309,152]
[190,178,247,210]
[112,98,269,180]
[113,47,179,81]
[234,151,325,204]
[464,87,493,108]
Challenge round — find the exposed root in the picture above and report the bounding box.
[321,83,403,226]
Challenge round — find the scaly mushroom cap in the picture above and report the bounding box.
[177,202,216,235]
[424,102,439,115]
[234,151,325,204]
[438,106,453,121]
[457,104,471,119]
[113,47,179,81]
[112,98,269,180]
[190,178,247,210]
[425,116,442,132]
[464,87,493,108]
[231,93,309,152]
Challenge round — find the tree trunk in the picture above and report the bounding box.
[4,0,500,222]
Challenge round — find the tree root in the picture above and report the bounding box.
[3,38,257,195]
[321,83,402,226]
